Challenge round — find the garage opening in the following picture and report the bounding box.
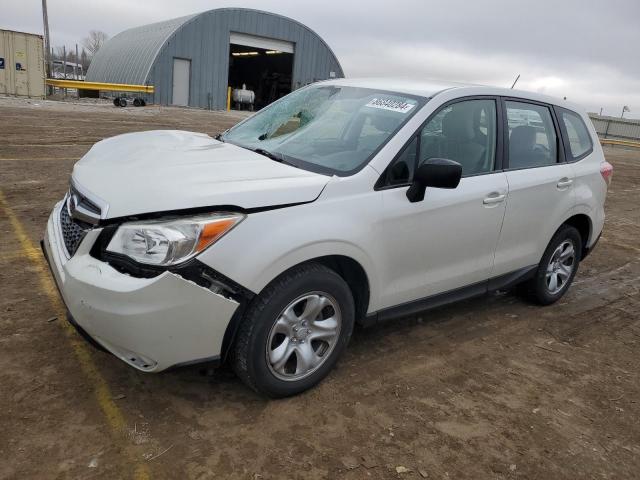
[228,32,294,110]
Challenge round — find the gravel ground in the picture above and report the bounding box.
[1,97,639,479]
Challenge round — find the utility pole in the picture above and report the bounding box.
[73,44,78,79]
[63,45,67,97]
[75,43,80,98]
[42,0,52,94]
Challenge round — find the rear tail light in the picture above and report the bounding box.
[600,161,613,186]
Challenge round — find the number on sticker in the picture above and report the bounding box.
[365,98,415,114]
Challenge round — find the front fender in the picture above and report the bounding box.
[198,191,384,313]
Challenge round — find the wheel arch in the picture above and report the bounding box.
[220,252,373,362]
[304,255,371,324]
[561,213,592,256]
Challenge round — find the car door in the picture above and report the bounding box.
[373,97,509,309]
[492,99,576,276]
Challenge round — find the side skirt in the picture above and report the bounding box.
[362,265,537,327]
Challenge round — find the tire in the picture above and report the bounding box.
[232,263,355,397]
[113,97,120,107]
[525,224,582,305]
[133,98,142,107]
[118,97,127,108]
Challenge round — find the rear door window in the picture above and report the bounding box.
[505,101,558,169]
[558,109,593,160]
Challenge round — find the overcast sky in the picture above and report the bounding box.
[5,0,640,117]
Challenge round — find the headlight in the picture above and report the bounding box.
[106,213,244,266]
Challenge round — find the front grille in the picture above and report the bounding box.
[70,185,101,217]
[59,203,91,256]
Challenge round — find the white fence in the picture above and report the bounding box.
[589,114,640,141]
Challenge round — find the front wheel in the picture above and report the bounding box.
[232,263,355,397]
[526,224,582,305]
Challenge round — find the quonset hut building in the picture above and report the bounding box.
[86,8,344,109]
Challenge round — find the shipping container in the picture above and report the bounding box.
[0,29,45,98]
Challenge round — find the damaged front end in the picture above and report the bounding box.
[43,191,254,373]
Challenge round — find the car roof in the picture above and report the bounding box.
[322,77,586,114]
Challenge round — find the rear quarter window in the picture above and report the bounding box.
[559,109,593,160]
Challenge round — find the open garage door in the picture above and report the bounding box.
[228,33,294,110]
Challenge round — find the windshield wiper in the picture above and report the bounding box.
[253,148,289,164]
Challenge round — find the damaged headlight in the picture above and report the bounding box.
[106,213,244,266]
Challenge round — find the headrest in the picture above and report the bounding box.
[509,126,537,152]
[442,109,475,141]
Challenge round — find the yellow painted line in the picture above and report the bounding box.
[601,138,640,148]
[0,190,151,480]
[46,78,154,94]
[0,158,79,161]
[0,247,41,262]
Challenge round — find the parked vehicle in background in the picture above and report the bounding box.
[42,78,612,397]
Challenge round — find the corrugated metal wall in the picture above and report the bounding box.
[589,114,640,141]
[86,8,344,109]
[86,15,196,86]
[148,9,344,108]
[0,30,45,98]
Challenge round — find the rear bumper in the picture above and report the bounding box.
[42,202,240,372]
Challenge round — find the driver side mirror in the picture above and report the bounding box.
[406,158,462,203]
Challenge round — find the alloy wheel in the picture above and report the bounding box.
[546,240,576,295]
[266,292,342,381]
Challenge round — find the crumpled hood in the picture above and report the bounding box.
[71,130,330,219]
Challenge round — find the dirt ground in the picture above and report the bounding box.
[1,96,639,480]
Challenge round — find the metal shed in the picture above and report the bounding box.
[85,8,344,109]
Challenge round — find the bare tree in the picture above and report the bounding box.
[82,30,109,56]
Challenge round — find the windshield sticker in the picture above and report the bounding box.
[365,98,415,114]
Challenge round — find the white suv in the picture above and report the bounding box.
[43,79,612,397]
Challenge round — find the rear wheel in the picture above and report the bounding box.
[525,225,582,305]
[233,263,355,397]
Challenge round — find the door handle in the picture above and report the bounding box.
[557,178,573,189]
[483,192,506,205]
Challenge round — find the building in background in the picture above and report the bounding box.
[86,8,344,109]
[0,29,45,98]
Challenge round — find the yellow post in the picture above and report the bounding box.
[227,86,232,111]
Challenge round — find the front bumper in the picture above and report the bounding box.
[42,201,240,372]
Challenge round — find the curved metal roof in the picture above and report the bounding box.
[85,14,196,85]
[86,8,342,86]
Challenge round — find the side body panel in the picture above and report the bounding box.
[493,163,575,275]
[201,91,510,313]
[570,113,608,247]
[377,173,508,305]
[197,88,605,315]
